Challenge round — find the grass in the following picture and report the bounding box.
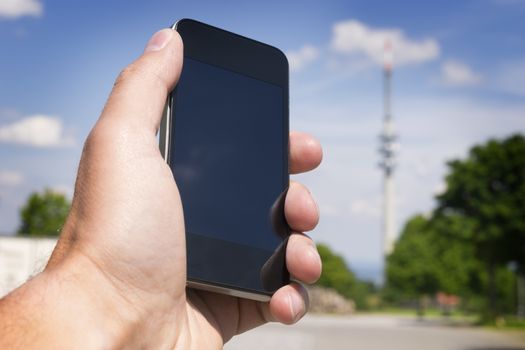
[481,316,525,329]
[358,307,479,325]
[364,306,467,317]
[359,307,525,331]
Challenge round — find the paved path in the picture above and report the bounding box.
[225,314,525,350]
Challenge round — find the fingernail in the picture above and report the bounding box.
[144,29,173,53]
[289,293,305,323]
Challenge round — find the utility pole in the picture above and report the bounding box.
[378,40,398,264]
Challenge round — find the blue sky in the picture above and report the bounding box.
[1,0,524,281]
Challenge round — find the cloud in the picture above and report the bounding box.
[441,60,483,86]
[0,170,24,187]
[0,115,74,147]
[286,45,319,72]
[0,0,42,19]
[330,20,440,67]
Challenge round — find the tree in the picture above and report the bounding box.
[316,243,371,309]
[386,213,516,316]
[385,215,441,314]
[386,216,437,294]
[429,214,484,299]
[18,189,71,236]
[436,134,525,316]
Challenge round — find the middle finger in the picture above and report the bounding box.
[285,181,319,232]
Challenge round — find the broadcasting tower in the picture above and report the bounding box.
[378,40,397,258]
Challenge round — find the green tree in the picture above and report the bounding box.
[429,214,483,299]
[387,212,516,316]
[316,243,370,309]
[385,215,440,314]
[18,189,71,236]
[427,214,516,315]
[436,134,525,317]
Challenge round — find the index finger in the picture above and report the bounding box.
[289,131,323,174]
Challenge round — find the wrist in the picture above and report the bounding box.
[0,254,132,349]
[44,250,185,349]
[46,253,139,348]
[0,249,184,349]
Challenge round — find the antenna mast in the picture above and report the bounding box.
[379,40,397,259]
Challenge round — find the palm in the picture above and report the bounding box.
[187,290,267,344]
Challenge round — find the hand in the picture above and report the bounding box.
[0,29,322,349]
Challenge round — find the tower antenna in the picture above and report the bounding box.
[379,39,397,263]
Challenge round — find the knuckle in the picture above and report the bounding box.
[113,61,168,92]
[114,63,142,88]
[83,121,116,154]
[82,125,104,156]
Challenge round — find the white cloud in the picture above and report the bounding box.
[286,45,319,72]
[441,60,482,86]
[0,115,74,148]
[331,19,440,67]
[0,0,42,19]
[0,170,24,187]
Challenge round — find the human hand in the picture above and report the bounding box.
[0,29,322,349]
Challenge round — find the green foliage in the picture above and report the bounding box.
[386,134,524,317]
[18,189,71,236]
[429,214,487,300]
[386,215,440,299]
[316,243,371,309]
[316,243,357,298]
[437,134,525,267]
[385,213,517,315]
[436,134,525,316]
[493,267,517,314]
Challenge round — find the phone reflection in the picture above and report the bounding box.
[269,188,290,240]
[260,236,289,292]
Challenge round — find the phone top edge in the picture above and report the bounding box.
[173,18,289,70]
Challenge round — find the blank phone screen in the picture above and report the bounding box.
[170,57,285,252]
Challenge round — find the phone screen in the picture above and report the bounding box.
[171,57,285,252]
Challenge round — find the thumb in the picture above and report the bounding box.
[100,28,183,133]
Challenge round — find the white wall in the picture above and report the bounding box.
[0,236,57,297]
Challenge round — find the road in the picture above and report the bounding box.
[225,314,525,350]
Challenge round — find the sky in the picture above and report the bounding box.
[1,0,524,282]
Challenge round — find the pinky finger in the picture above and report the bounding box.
[269,282,309,325]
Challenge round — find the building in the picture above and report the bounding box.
[0,235,57,297]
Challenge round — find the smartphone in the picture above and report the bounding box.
[159,19,290,301]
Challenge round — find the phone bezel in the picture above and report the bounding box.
[160,19,290,301]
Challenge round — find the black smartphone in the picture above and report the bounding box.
[159,19,290,301]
